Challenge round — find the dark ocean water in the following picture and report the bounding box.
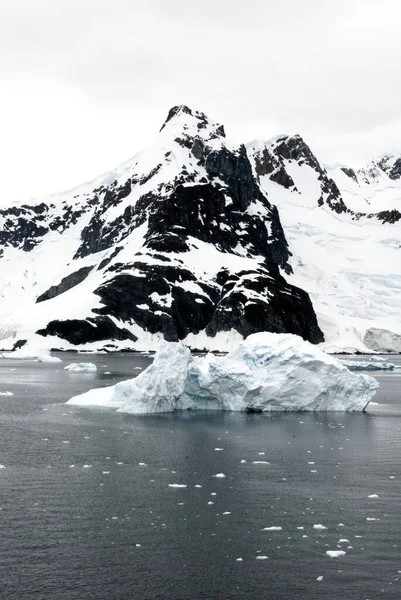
[0,352,400,600]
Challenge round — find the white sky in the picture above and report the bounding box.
[1,0,401,204]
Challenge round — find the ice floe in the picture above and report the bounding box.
[64,362,97,372]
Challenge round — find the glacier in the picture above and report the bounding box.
[67,333,378,413]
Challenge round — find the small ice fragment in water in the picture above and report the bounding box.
[138,462,147,466]
[208,501,214,505]
[326,550,346,558]
[236,558,243,562]
[82,464,92,468]
[240,460,247,464]
[168,484,187,488]
[338,539,350,543]
[213,473,226,478]
[263,526,282,531]
[368,494,379,498]
[102,471,110,474]
[255,556,268,560]
[194,484,202,488]
[252,461,270,465]
[0,391,13,396]
[313,524,327,530]
[316,576,323,581]
[223,512,231,515]
[64,362,97,372]
[214,448,223,451]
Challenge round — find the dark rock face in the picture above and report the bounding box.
[0,203,49,251]
[36,266,94,303]
[389,158,401,181]
[341,167,358,182]
[37,316,137,345]
[92,264,218,342]
[269,135,348,215]
[91,262,323,345]
[205,269,324,344]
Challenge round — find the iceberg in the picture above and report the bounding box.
[341,360,395,371]
[67,333,378,413]
[64,363,97,372]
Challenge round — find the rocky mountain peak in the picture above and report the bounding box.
[159,104,226,141]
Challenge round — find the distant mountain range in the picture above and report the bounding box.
[0,105,400,353]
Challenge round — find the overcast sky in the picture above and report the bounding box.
[1,0,401,203]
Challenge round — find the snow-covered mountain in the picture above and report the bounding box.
[247,136,401,352]
[0,105,400,353]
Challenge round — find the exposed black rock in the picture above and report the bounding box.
[341,167,358,182]
[36,266,94,303]
[205,269,324,344]
[37,316,137,345]
[389,158,401,180]
[93,264,219,342]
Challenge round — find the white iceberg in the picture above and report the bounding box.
[64,363,97,372]
[67,333,378,413]
[341,360,395,371]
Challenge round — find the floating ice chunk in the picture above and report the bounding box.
[236,558,243,562]
[168,484,187,488]
[67,333,378,413]
[0,464,5,469]
[341,360,394,371]
[368,494,379,498]
[194,484,202,488]
[240,460,247,463]
[253,461,270,465]
[263,526,282,531]
[214,448,224,451]
[316,576,323,581]
[223,512,231,515]
[138,462,147,466]
[326,550,346,558]
[255,556,268,560]
[0,391,13,396]
[338,539,350,543]
[313,524,327,530]
[65,363,97,372]
[213,473,226,478]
